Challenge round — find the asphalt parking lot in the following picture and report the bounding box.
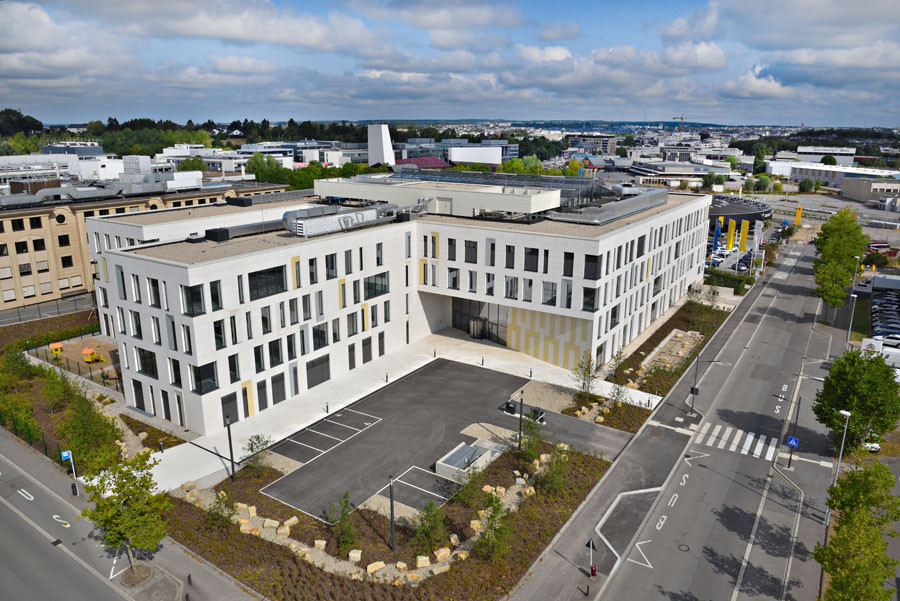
[262,359,529,521]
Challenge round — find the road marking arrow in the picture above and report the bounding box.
[17,488,34,501]
[52,515,70,528]
[683,452,710,467]
[627,540,653,569]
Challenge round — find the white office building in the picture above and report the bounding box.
[796,146,855,165]
[87,181,710,435]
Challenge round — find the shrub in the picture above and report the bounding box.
[57,395,122,475]
[453,467,487,508]
[241,433,272,473]
[536,448,570,495]
[205,490,236,529]
[412,500,448,556]
[473,492,510,561]
[3,349,35,380]
[5,322,100,353]
[326,491,358,556]
[864,252,888,267]
[41,367,79,416]
[517,416,544,463]
[0,392,39,441]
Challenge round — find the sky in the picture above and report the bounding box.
[1,0,899,126]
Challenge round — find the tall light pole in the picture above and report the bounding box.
[824,409,851,528]
[845,293,858,350]
[850,255,861,292]
[690,359,731,417]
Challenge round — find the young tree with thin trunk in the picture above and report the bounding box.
[571,350,596,395]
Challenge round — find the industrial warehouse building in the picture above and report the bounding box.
[87,177,710,435]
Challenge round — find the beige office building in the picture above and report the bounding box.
[842,178,900,202]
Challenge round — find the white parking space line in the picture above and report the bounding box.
[410,465,459,484]
[325,419,360,432]
[346,407,379,420]
[718,427,733,449]
[289,440,325,453]
[765,437,779,461]
[696,422,711,443]
[753,435,767,458]
[705,425,722,447]
[394,479,449,501]
[306,428,343,442]
[741,433,755,455]
[729,429,744,452]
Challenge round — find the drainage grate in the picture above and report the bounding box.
[677,544,690,552]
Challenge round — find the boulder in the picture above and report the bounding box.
[470,520,483,533]
[515,477,526,485]
[595,416,605,424]
[521,486,536,497]
[217,490,227,499]
[366,561,385,574]
[481,485,495,494]
[263,518,279,529]
[513,470,521,478]
[532,460,540,471]
[237,518,248,525]
[391,578,404,587]
[581,406,589,414]
[289,542,299,552]
[416,555,430,568]
[284,516,299,527]
[449,533,460,546]
[350,571,362,580]
[296,549,311,561]
[477,509,488,519]
[495,486,506,497]
[138,432,148,441]
[508,505,518,513]
[234,502,248,511]
[603,407,610,414]
[247,505,257,518]
[431,564,450,575]
[239,523,252,534]
[589,402,598,409]
[574,410,582,418]
[250,527,260,536]
[434,547,451,562]
[407,573,422,582]
[276,525,290,537]
[180,481,197,492]
[456,550,469,561]
[395,561,407,571]
[348,549,361,563]
[314,539,326,551]
[539,453,551,464]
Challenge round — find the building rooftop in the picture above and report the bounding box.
[107,190,316,226]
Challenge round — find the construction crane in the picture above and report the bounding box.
[672,114,685,133]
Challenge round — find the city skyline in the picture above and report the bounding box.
[1,0,898,127]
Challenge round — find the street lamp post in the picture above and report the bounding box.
[690,359,730,417]
[845,293,858,350]
[850,255,861,292]
[824,410,851,528]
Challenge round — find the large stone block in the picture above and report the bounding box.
[449,533,460,546]
[434,547,450,562]
[494,486,506,497]
[415,555,430,568]
[262,518,279,529]
[247,505,257,518]
[366,561,385,574]
[470,519,483,532]
[314,539,326,551]
[284,516,299,527]
[481,485,495,494]
[431,564,449,575]
[276,525,290,537]
[395,561,407,571]
[456,550,469,561]
[348,549,361,563]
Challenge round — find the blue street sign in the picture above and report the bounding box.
[61,450,71,461]
[787,437,799,449]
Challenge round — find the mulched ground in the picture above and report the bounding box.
[0,310,96,350]
[169,449,609,601]
[119,414,184,451]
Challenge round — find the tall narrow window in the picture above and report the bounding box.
[308,258,318,284]
[209,280,222,311]
[376,242,383,266]
[505,245,515,269]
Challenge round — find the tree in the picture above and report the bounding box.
[326,491,358,556]
[679,180,689,190]
[714,174,726,186]
[0,142,16,156]
[473,492,510,561]
[752,144,767,174]
[813,348,900,447]
[0,108,42,136]
[702,171,716,189]
[814,260,850,312]
[205,490,236,529]
[571,350,597,395]
[828,459,900,535]
[821,154,837,166]
[814,208,869,310]
[725,155,740,169]
[245,152,266,174]
[521,154,541,173]
[773,181,783,194]
[176,156,208,171]
[615,147,628,158]
[863,252,888,267]
[57,395,121,475]
[413,500,448,556]
[241,433,271,473]
[563,158,582,177]
[518,415,544,462]
[42,367,78,416]
[754,174,771,192]
[82,453,172,574]
[798,177,815,193]
[813,508,896,601]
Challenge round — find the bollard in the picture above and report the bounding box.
[384,373,388,383]
[433,349,436,358]
[159,442,164,454]
[187,573,192,586]
[481,356,484,366]
[42,432,47,456]
[529,368,532,378]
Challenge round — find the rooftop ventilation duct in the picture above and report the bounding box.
[282,204,398,238]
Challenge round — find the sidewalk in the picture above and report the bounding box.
[0,427,260,601]
[151,327,660,492]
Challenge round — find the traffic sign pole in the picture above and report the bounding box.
[62,450,78,496]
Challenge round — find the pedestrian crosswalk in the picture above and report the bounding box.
[694,422,780,461]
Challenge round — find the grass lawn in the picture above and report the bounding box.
[878,428,900,457]
[849,297,871,343]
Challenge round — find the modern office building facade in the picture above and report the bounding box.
[89,181,709,435]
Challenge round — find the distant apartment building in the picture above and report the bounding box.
[88,178,709,435]
[569,134,617,155]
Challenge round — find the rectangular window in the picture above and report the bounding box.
[563,252,574,277]
[363,271,390,300]
[257,381,268,410]
[488,240,495,266]
[11,219,24,232]
[254,345,265,373]
[33,238,45,252]
[287,334,296,360]
[245,311,253,339]
[504,276,518,300]
[486,273,494,296]
[371,305,378,327]
[448,268,459,290]
[261,306,271,334]
[29,216,41,229]
[353,280,360,304]
[271,373,286,405]
[248,265,286,300]
[308,258,318,285]
[190,362,218,395]
[562,279,572,309]
[237,274,244,303]
[582,287,598,312]
[405,232,411,259]
[584,254,601,280]
[359,247,364,270]
[228,354,240,383]
[384,300,390,323]
[209,280,222,311]
[130,310,142,339]
[505,245,515,269]
[376,242,383,267]
[60,256,73,269]
[312,323,328,350]
[19,263,31,276]
[302,294,311,320]
[135,347,158,379]
[148,278,161,307]
[58,234,70,247]
[468,270,477,293]
[289,298,298,324]
[523,278,533,302]
[182,324,192,355]
[362,337,372,363]
[151,315,161,344]
[169,358,182,388]
[431,235,437,258]
[306,355,330,389]
[345,249,353,274]
[325,253,337,280]
[465,240,478,263]
[347,312,358,336]
[268,339,283,367]
[213,319,226,349]
[524,248,539,272]
[348,344,356,370]
[181,284,204,316]
[340,282,347,309]
[332,318,340,342]
[543,249,549,274]
[448,238,456,261]
[542,281,557,306]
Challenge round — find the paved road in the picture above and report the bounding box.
[508,240,839,601]
[0,429,260,601]
[0,501,126,601]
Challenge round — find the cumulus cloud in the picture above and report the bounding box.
[349,0,524,30]
[663,41,726,70]
[720,66,792,99]
[515,44,572,63]
[537,20,581,42]
[208,56,278,75]
[660,1,719,42]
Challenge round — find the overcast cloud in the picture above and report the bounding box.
[1,0,898,125]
